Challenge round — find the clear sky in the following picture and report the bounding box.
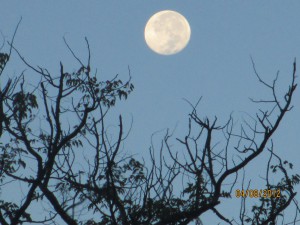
[1,1,300,224]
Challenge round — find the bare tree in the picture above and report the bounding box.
[0,26,299,225]
[0,26,133,224]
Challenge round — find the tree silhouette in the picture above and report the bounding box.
[0,27,299,225]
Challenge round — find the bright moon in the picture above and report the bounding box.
[144,10,191,55]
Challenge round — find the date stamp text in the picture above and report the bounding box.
[235,189,280,198]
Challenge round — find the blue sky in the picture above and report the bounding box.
[1,1,300,224]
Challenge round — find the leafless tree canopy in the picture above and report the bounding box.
[0,25,299,225]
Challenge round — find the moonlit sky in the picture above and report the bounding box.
[1,1,300,224]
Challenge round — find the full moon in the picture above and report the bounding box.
[144,10,191,55]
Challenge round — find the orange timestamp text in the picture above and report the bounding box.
[235,189,280,198]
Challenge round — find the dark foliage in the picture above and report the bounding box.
[0,25,299,225]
